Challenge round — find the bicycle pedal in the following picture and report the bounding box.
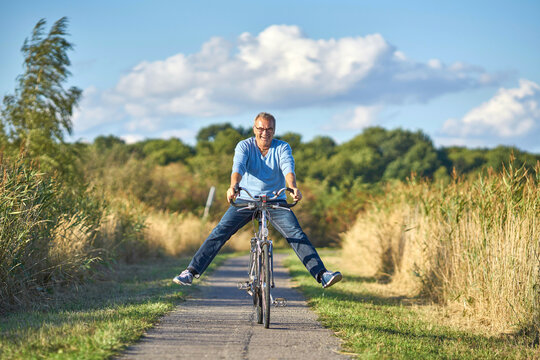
[273,297,287,307]
[237,281,250,290]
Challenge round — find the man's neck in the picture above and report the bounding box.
[256,139,271,155]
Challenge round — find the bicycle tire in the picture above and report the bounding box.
[255,288,263,324]
[262,242,271,328]
[255,251,263,324]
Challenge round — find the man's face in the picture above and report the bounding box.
[253,117,275,148]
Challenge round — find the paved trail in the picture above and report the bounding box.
[120,254,349,359]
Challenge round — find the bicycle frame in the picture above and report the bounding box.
[232,187,296,328]
[248,199,274,292]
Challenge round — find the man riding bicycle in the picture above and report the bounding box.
[173,112,342,289]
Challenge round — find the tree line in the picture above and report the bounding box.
[87,124,539,187]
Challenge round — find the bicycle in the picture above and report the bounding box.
[230,185,297,329]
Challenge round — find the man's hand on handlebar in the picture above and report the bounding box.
[289,187,303,202]
[227,183,240,203]
[230,186,298,208]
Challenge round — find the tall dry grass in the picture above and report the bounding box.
[48,213,101,283]
[0,158,102,311]
[94,197,152,263]
[342,161,539,340]
[0,155,160,311]
[144,210,252,256]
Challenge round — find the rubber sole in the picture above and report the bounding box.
[173,277,192,286]
[322,272,342,288]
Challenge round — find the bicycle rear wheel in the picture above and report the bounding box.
[262,242,271,328]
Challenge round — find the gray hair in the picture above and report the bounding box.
[254,112,276,127]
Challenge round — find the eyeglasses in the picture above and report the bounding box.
[255,127,274,133]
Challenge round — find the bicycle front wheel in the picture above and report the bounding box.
[261,242,271,328]
[254,250,262,324]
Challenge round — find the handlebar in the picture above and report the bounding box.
[229,185,298,209]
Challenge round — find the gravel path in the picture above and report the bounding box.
[120,254,350,359]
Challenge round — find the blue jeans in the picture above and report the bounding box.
[188,202,326,281]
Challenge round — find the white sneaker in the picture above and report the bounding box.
[321,271,342,288]
[173,269,193,286]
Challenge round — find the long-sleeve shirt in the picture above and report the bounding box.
[231,137,295,200]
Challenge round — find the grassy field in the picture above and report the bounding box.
[0,254,230,360]
[2,249,537,359]
[285,250,539,359]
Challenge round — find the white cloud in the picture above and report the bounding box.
[72,87,106,131]
[159,129,197,143]
[74,24,504,142]
[329,105,382,130]
[115,129,196,146]
[442,79,540,138]
[73,86,126,133]
[120,134,145,144]
[125,117,160,132]
[427,59,443,69]
[152,27,494,109]
[124,103,149,117]
[433,136,491,149]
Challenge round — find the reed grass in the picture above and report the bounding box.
[0,156,158,312]
[0,153,251,313]
[144,210,252,256]
[342,160,539,342]
[94,197,151,263]
[0,158,101,311]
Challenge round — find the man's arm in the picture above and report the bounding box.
[229,139,248,203]
[227,172,242,202]
[285,172,302,201]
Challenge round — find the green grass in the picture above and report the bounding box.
[0,254,231,360]
[284,249,539,359]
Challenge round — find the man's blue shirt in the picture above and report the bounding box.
[231,137,295,200]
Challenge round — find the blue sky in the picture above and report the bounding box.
[1,1,539,152]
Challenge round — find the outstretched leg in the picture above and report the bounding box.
[268,206,326,280]
[187,205,253,276]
